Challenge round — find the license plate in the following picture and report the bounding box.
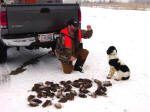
[39,33,53,42]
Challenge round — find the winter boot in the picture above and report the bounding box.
[74,59,84,73]
[74,64,84,73]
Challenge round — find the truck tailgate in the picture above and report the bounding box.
[6,4,80,35]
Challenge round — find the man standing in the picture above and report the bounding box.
[55,19,93,74]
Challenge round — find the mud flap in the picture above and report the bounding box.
[0,40,7,63]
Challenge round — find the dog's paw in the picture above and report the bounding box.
[107,75,112,79]
[114,78,121,81]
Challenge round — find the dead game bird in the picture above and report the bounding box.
[42,100,52,107]
[55,103,62,109]
[27,95,35,102]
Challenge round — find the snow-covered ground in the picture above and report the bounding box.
[0,7,150,112]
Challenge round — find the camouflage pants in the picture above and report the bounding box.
[60,49,89,74]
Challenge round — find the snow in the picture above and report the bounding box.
[1,7,150,112]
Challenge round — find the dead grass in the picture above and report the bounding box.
[81,3,150,11]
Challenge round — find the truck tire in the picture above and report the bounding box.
[0,41,7,63]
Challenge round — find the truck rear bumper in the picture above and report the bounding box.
[2,37,36,46]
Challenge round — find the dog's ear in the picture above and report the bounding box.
[107,46,117,55]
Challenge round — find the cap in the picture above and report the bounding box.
[67,19,79,27]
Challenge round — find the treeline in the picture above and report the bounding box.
[77,0,150,4]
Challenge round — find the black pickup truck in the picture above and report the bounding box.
[0,3,81,63]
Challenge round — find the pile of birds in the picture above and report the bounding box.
[27,78,112,109]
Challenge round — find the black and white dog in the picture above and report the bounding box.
[106,46,130,81]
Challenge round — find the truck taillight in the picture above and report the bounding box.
[78,9,81,25]
[0,12,8,29]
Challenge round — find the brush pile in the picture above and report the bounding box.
[27,78,112,109]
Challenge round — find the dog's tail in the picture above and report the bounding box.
[121,76,130,80]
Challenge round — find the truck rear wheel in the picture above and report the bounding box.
[0,41,7,63]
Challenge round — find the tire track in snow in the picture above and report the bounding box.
[9,53,49,75]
